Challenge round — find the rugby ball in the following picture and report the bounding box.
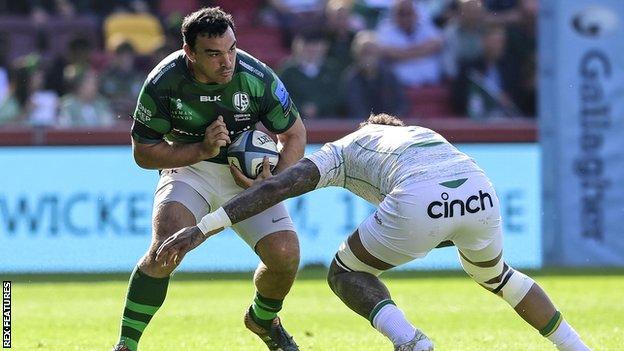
[227,130,279,179]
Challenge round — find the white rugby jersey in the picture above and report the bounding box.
[305,124,483,204]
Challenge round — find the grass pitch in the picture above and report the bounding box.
[7,269,623,350]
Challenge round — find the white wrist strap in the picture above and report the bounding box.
[197,207,232,235]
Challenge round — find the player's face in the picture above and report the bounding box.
[186,26,237,84]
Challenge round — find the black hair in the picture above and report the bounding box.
[181,7,235,50]
[114,40,135,55]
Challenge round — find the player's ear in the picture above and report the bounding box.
[183,43,196,62]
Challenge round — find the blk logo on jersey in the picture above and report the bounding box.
[233,92,250,112]
[427,190,493,219]
[200,95,221,102]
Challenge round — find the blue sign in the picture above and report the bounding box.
[0,144,541,272]
[540,0,624,266]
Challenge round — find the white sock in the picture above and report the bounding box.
[547,319,591,351]
[372,303,417,346]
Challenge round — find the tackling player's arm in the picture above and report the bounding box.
[224,157,318,222]
[132,116,230,169]
[155,158,320,264]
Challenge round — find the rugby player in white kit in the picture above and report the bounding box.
[156,114,592,351]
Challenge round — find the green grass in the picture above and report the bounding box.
[7,269,623,350]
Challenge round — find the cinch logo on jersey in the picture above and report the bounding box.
[427,191,493,219]
[200,95,221,102]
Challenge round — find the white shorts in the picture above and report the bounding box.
[153,161,295,249]
[339,172,503,270]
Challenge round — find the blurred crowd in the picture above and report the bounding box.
[0,0,537,129]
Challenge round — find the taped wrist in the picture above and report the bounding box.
[197,207,232,235]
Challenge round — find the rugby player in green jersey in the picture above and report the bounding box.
[112,7,306,351]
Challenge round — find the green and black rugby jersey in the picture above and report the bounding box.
[131,49,300,164]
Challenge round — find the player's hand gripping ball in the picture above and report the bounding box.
[227,130,279,179]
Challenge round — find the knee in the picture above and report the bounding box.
[142,202,196,277]
[461,259,534,307]
[154,207,190,237]
[265,248,300,274]
[460,254,506,288]
[326,260,341,292]
[258,233,300,274]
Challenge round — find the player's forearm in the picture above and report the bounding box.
[274,121,306,174]
[197,159,320,234]
[275,135,305,173]
[133,140,215,169]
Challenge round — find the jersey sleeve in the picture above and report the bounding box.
[258,70,300,134]
[304,143,345,189]
[131,83,172,144]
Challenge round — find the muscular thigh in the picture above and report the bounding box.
[232,202,296,250]
[151,180,210,244]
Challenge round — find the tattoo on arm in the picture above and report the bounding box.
[224,159,320,223]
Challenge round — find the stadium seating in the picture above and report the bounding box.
[405,85,457,118]
[103,12,165,54]
[0,16,98,63]
[0,16,39,62]
[212,0,289,67]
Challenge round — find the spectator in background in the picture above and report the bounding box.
[376,0,444,87]
[442,0,486,78]
[58,70,115,127]
[503,0,536,116]
[342,30,407,119]
[158,0,201,19]
[0,68,20,126]
[1,55,59,126]
[279,30,344,118]
[148,43,173,71]
[53,0,77,18]
[452,25,519,119]
[266,0,325,47]
[46,36,94,96]
[0,35,9,107]
[347,0,391,29]
[484,0,522,26]
[100,41,144,119]
[323,0,365,75]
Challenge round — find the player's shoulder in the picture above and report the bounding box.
[235,49,276,82]
[144,50,187,88]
